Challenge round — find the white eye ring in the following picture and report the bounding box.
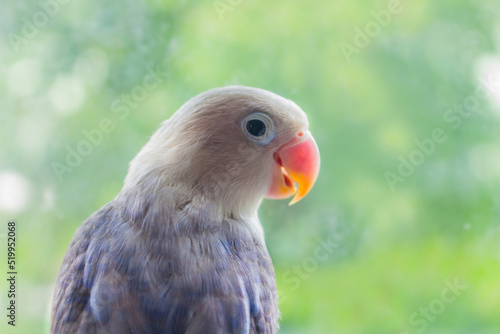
[241,112,275,145]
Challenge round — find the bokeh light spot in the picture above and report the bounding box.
[49,75,86,115]
[0,171,31,213]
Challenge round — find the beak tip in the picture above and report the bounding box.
[288,193,302,206]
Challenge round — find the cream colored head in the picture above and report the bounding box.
[125,86,319,218]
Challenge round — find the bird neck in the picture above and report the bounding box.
[117,180,266,245]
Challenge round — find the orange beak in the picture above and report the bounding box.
[266,131,320,205]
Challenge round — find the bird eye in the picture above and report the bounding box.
[241,112,275,145]
[246,119,266,136]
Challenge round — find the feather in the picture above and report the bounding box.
[52,186,278,333]
[52,86,318,334]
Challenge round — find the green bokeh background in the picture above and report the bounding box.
[1,0,500,333]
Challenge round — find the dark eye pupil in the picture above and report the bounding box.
[246,119,266,137]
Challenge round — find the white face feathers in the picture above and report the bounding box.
[124,86,315,219]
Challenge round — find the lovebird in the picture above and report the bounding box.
[51,86,320,334]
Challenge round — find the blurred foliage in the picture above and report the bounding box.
[1,0,500,333]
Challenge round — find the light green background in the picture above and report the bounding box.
[1,0,500,333]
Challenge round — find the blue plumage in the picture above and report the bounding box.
[52,189,278,333]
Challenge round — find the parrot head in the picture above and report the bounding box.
[126,86,320,217]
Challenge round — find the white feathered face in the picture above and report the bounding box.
[127,86,320,215]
